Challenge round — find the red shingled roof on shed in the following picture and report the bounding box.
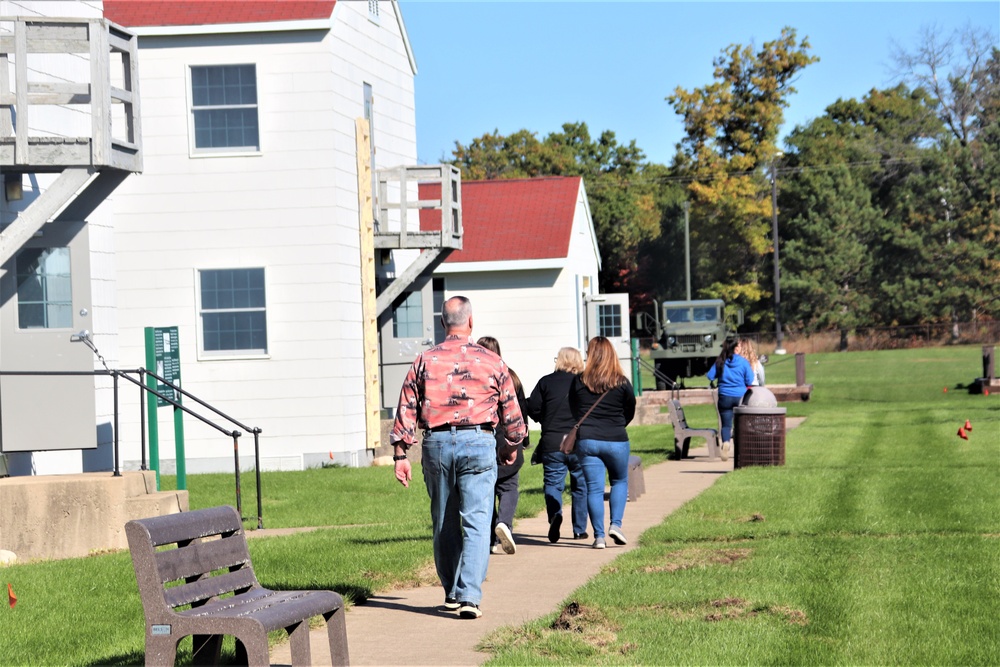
[420,177,582,263]
[104,1,336,27]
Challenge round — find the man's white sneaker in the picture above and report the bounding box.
[495,522,516,555]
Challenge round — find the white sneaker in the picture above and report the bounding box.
[490,544,502,554]
[494,522,516,555]
[721,439,732,461]
[608,526,627,545]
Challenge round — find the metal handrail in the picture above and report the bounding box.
[633,356,682,399]
[135,368,264,528]
[0,367,265,529]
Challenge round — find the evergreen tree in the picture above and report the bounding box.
[667,27,818,322]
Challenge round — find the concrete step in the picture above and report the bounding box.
[125,490,187,522]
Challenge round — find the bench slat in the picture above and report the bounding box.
[155,533,252,584]
[163,567,259,609]
[181,589,344,631]
[138,506,243,547]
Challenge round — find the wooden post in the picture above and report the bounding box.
[356,119,380,454]
[795,353,806,387]
[984,345,996,380]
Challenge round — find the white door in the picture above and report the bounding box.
[0,220,97,452]
[379,281,436,410]
[585,293,632,383]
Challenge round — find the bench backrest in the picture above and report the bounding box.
[125,505,260,618]
[668,399,689,429]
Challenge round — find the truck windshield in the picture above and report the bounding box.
[693,307,719,322]
[665,308,691,323]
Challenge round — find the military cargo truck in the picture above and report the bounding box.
[637,299,741,389]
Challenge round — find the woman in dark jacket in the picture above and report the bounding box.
[477,337,528,555]
[570,336,636,550]
[526,347,589,543]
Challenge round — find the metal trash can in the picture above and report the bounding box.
[733,406,786,468]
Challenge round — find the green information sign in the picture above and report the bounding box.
[151,326,181,406]
[144,326,187,491]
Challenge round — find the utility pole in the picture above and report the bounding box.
[682,201,691,301]
[771,158,786,354]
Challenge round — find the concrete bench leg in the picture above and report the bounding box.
[325,607,350,666]
[288,619,312,666]
[627,455,644,502]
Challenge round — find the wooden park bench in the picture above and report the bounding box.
[667,394,722,461]
[125,505,349,667]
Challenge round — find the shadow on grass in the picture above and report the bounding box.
[343,535,430,546]
[83,651,145,667]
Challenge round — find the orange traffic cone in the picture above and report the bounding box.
[957,426,968,440]
[985,389,990,396]
[943,387,948,393]
[7,582,15,609]
[964,420,972,432]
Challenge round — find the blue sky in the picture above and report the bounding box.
[400,1,1000,166]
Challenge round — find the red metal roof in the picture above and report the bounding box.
[104,1,336,28]
[420,177,582,264]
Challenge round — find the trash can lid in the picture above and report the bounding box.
[733,406,787,415]
[742,386,778,407]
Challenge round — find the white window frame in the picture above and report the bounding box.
[195,267,270,360]
[188,63,262,157]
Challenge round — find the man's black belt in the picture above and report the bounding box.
[427,423,494,433]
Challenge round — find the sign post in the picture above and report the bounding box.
[144,326,186,491]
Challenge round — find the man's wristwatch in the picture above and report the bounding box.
[392,454,407,461]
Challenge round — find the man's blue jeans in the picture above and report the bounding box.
[576,438,630,539]
[421,426,497,606]
[541,450,588,535]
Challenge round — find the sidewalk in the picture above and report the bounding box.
[271,448,732,666]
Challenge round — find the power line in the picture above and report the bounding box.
[578,155,928,190]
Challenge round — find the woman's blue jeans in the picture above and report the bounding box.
[717,394,743,442]
[576,438,630,539]
[541,450,588,535]
[421,427,497,606]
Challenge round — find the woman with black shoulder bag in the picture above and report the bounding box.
[568,336,635,550]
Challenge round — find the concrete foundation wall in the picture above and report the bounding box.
[0,471,188,562]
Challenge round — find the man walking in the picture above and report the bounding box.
[390,296,526,619]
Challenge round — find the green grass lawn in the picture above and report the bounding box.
[0,345,997,665]
[483,345,1000,665]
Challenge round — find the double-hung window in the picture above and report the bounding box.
[191,64,259,153]
[199,268,267,356]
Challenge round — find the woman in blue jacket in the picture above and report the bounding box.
[706,337,755,460]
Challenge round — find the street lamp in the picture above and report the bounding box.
[771,154,786,355]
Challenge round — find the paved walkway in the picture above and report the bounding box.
[271,447,732,666]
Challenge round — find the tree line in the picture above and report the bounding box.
[447,25,999,337]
